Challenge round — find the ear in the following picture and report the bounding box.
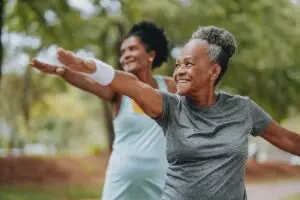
[148,50,156,63]
[210,64,221,81]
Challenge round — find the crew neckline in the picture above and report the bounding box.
[183,92,224,113]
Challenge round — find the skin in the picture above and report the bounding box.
[31,35,176,153]
[40,38,300,157]
[31,36,176,116]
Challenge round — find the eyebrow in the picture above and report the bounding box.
[183,57,193,61]
[176,59,195,68]
[121,44,138,51]
[176,56,194,63]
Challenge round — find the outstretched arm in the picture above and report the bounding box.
[31,59,116,101]
[55,48,164,118]
[111,71,163,118]
[260,121,300,156]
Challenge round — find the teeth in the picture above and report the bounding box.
[178,80,189,83]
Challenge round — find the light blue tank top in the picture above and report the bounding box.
[112,75,168,158]
[102,76,168,200]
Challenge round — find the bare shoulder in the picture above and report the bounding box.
[162,76,177,93]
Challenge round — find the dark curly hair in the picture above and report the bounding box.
[124,20,169,69]
[191,26,237,85]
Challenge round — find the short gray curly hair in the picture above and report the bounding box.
[191,26,237,85]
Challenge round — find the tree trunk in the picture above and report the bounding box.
[114,22,126,70]
[97,21,126,153]
[102,101,114,153]
[23,66,31,129]
[104,22,126,152]
[0,0,4,86]
[97,29,115,153]
[98,22,126,153]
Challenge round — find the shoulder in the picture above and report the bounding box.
[160,90,181,105]
[162,76,177,93]
[219,91,250,108]
[220,91,249,101]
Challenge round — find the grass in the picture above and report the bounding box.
[246,176,300,184]
[283,194,300,200]
[0,184,101,200]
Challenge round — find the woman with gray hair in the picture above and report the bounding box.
[32,26,300,200]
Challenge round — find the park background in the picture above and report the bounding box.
[1,0,300,199]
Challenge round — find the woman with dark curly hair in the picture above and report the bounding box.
[32,21,176,200]
[36,25,300,200]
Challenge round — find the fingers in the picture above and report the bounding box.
[82,59,96,73]
[31,59,55,72]
[32,47,95,76]
[57,47,74,65]
[31,59,65,75]
[57,47,96,73]
[57,47,81,72]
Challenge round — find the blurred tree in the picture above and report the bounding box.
[2,0,100,150]
[0,0,3,84]
[2,0,300,150]
[149,0,300,121]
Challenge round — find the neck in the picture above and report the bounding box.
[189,83,217,107]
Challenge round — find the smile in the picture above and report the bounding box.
[177,80,190,84]
[124,60,136,65]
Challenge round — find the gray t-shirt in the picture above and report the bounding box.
[156,91,272,200]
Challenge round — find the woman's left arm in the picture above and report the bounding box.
[260,121,300,156]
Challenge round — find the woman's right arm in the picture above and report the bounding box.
[31,59,116,101]
[110,70,164,118]
[49,48,165,118]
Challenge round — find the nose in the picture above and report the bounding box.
[120,50,131,64]
[173,65,187,80]
[123,50,132,61]
[176,65,187,76]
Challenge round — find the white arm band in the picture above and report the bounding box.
[86,58,115,86]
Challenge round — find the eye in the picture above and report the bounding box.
[186,62,193,67]
[129,46,137,51]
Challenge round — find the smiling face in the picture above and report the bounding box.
[173,39,221,96]
[119,36,155,73]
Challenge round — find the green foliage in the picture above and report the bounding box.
[0,185,100,200]
[2,0,300,149]
[0,136,5,148]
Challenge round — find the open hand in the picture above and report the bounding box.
[31,59,65,76]
[57,48,96,74]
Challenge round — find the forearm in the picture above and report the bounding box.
[285,131,300,156]
[61,68,115,101]
[109,71,143,98]
[83,58,163,117]
[262,123,300,156]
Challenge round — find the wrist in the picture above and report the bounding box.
[86,59,115,86]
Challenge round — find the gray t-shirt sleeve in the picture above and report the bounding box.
[155,91,180,133]
[249,99,273,136]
